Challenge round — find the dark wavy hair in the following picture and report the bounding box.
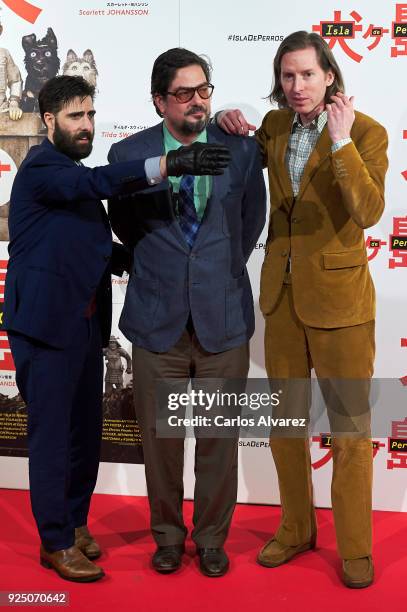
[151,48,212,117]
[38,75,95,121]
[268,31,345,107]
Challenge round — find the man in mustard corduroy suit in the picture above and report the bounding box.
[217,30,388,588]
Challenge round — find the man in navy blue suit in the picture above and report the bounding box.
[108,49,266,577]
[3,75,230,582]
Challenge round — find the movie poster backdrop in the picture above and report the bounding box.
[0,0,405,509]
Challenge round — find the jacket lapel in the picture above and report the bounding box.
[296,124,331,200]
[191,126,230,250]
[141,122,165,157]
[272,112,294,210]
[142,123,190,252]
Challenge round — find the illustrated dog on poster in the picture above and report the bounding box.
[0,21,23,121]
[62,49,98,88]
[21,27,60,113]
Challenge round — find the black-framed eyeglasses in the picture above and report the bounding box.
[165,83,214,103]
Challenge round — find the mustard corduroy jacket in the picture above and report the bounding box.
[257,109,388,328]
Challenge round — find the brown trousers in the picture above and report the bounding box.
[132,328,249,548]
[264,282,375,559]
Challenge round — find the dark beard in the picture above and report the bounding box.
[53,120,93,161]
[180,105,210,135]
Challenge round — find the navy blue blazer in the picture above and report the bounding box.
[108,122,266,353]
[4,138,149,349]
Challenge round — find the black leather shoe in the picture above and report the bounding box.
[197,548,229,577]
[152,545,184,574]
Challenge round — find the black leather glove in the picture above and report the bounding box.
[166,142,231,177]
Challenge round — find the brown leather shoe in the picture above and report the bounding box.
[75,525,101,560]
[40,545,105,582]
[257,534,316,568]
[342,556,374,588]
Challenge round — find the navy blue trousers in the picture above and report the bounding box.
[8,315,103,551]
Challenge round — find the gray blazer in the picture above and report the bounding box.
[108,122,266,353]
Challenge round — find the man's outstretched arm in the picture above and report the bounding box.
[27,142,231,205]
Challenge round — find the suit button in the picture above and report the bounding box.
[281,250,288,257]
[292,217,299,224]
[104,255,110,261]
[190,254,197,259]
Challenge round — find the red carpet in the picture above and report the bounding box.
[0,489,405,611]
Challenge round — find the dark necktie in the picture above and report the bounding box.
[178,174,200,248]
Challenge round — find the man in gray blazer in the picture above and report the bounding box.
[108,48,266,577]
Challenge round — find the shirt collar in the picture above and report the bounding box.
[291,110,327,133]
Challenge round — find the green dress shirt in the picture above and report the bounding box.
[163,123,212,221]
